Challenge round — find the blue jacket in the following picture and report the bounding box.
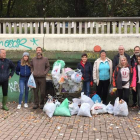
[16,61,31,77]
[77,61,93,82]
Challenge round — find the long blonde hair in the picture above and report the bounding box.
[118,56,128,68]
[21,56,30,66]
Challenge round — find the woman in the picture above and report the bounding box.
[131,55,140,114]
[113,56,133,104]
[16,52,31,109]
[93,50,112,104]
[77,53,93,97]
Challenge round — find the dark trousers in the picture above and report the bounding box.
[117,88,130,104]
[132,89,137,105]
[0,80,8,96]
[96,79,110,104]
[33,77,46,105]
[137,83,140,107]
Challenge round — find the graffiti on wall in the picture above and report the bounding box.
[0,38,38,50]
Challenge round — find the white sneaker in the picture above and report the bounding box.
[24,103,28,108]
[17,104,21,109]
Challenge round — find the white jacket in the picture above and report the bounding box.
[93,57,113,86]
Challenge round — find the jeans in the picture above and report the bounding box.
[82,81,90,97]
[19,77,29,104]
[96,79,110,104]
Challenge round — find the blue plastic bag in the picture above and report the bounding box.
[27,73,36,88]
[92,94,101,103]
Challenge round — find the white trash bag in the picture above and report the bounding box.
[91,103,107,115]
[106,102,114,114]
[113,97,128,117]
[43,101,56,118]
[51,64,61,76]
[78,103,92,117]
[81,92,94,108]
[27,73,36,88]
[72,98,81,105]
[69,103,79,115]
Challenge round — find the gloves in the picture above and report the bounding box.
[81,77,84,81]
[94,80,97,84]
[90,81,93,86]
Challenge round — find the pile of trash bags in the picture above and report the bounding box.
[43,93,129,118]
[51,60,82,93]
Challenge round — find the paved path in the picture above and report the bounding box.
[0,103,140,140]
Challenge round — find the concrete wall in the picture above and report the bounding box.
[0,34,140,51]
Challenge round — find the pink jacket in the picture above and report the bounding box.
[131,65,137,87]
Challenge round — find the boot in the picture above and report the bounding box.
[2,96,9,111]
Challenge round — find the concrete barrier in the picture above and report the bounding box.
[0,34,140,51]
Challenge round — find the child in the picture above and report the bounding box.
[16,52,31,109]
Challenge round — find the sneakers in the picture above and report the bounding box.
[138,110,140,114]
[17,104,21,109]
[24,103,28,108]
[17,103,28,109]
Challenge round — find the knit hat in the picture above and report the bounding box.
[23,52,29,57]
[100,50,106,54]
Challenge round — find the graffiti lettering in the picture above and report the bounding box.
[9,81,20,93]
[0,38,39,50]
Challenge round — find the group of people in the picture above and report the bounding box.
[0,47,50,110]
[78,45,140,114]
[0,45,140,114]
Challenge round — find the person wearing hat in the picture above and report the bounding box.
[0,49,15,111]
[93,50,112,104]
[16,52,31,109]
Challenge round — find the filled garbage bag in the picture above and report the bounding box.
[54,98,71,117]
[71,69,82,83]
[69,103,79,115]
[81,92,94,108]
[51,64,61,76]
[27,73,36,88]
[53,60,65,70]
[72,98,81,105]
[43,102,56,118]
[77,103,92,117]
[113,97,128,116]
[106,102,114,114]
[91,103,107,115]
[91,94,101,103]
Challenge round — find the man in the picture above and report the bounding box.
[131,46,140,107]
[0,49,15,111]
[113,45,131,71]
[31,47,50,109]
[77,53,93,97]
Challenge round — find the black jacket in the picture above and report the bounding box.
[113,53,131,71]
[130,54,137,68]
[0,58,15,82]
[77,61,93,82]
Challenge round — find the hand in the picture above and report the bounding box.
[81,77,84,81]
[94,80,97,84]
[133,87,136,91]
[90,81,93,86]
[9,76,11,79]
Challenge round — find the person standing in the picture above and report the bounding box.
[30,47,50,109]
[93,50,112,104]
[16,52,31,109]
[113,56,133,104]
[0,49,15,111]
[130,46,140,107]
[113,45,130,71]
[77,53,93,97]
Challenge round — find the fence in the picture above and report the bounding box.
[0,17,140,34]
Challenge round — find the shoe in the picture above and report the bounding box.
[131,104,137,108]
[17,104,21,109]
[2,96,9,111]
[138,110,140,114]
[24,103,28,108]
[40,104,44,109]
[33,104,38,109]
